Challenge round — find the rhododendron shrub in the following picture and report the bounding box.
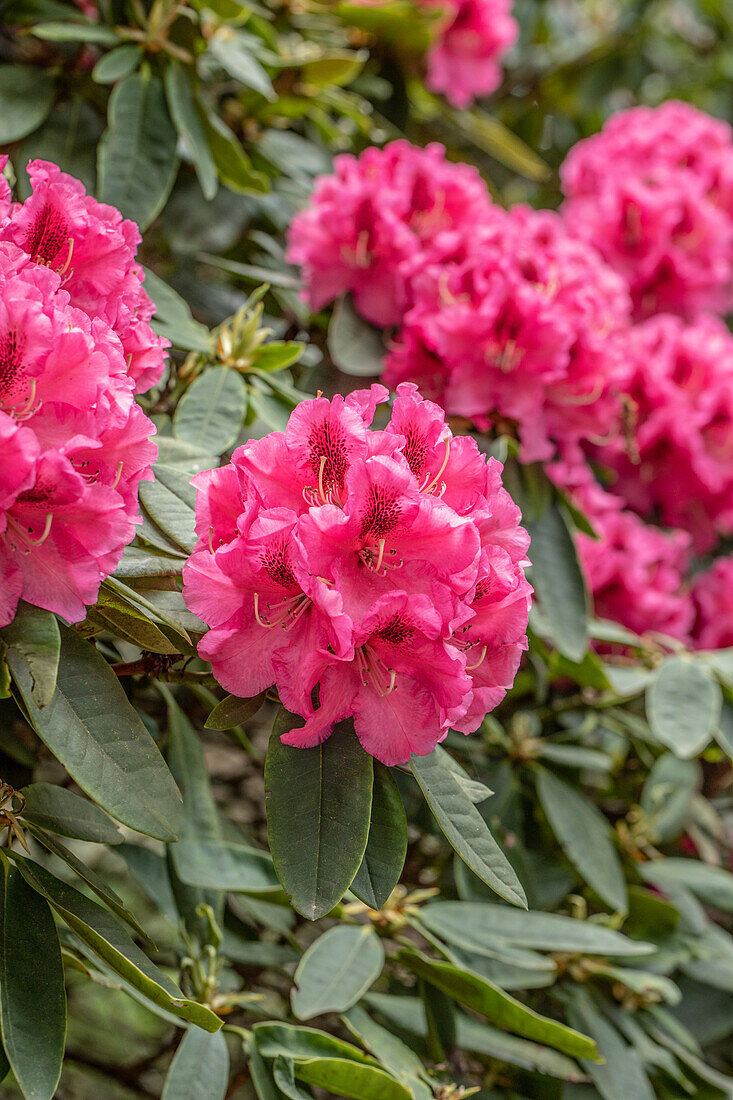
[589,313,733,553]
[286,141,493,326]
[561,100,733,319]
[183,384,532,764]
[384,205,632,461]
[0,160,158,626]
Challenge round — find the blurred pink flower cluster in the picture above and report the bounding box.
[561,101,733,320]
[287,111,733,650]
[0,159,163,626]
[183,384,531,764]
[421,0,518,108]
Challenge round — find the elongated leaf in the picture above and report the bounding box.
[8,854,221,1032]
[0,861,66,1100]
[161,1027,229,1100]
[8,624,182,842]
[638,858,733,911]
[399,949,599,1061]
[20,783,122,844]
[419,901,652,956]
[351,763,407,909]
[254,1022,374,1065]
[1,602,60,707]
[640,754,698,842]
[0,64,55,142]
[646,657,721,758]
[143,268,211,353]
[567,989,654,1100]
[139,464,198,554]
[536,768,627,912]
[206,692,266,730]
[265,711,373,919]
[343,1006,433,1100]
[208,31,275,99]
[526,502,588,661]
[411,749,526,908]
[92,43,142,84]
[457,1014,585,1082]
[31,20,120,42]
[173,367,247,454]
[98,72,179,229]
[165,60,218,200]
[273,1057,311,1100]
[328,296,385,376]
[199,102,269,194]
[295,1058,411,1100]
[291,925,385,1019]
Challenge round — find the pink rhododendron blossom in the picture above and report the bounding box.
[286,141,494,326]
[692,558,733,650]
[0,160,168,393]
[0,240,157,626]
[422,0,518,108]
[385,205,631,462]
[549,452,693,642]
[183,383,531,765]
[590,314,733,552]
[561,101,733,318]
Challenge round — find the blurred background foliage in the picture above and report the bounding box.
[1,2,733,1099]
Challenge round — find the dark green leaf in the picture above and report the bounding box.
[0,64,55,142]
[265,711,373,919]
[161,1027,229,1100]
[139,464,198,555]
[272,1057,312,1100]
[525,502,588,662]
[32,20,121,42]
[342,1006,432,1100]
[199,103,269,194]
[567,989,654,1100]
[1,601,60,707]
[254,1022,374,1064]
[291,925,385,1019]
[646,657,721,758]
[536,768,627,912]
[8,625,182,842]
[92,44,142,84]
[295,1058,411,1100]
[638,858,733,911]
[205,692,266,730]
[143,268,212,353]
[411,749,526,908]
[20,783,122,844]
[327,296,385,376]
[0,860,66,1100]
[98,72,179,229]
[351,763,406,910]
[173,368,247,454]
[165,60,218,200]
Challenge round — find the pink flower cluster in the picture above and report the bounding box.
[561,101,733,319]
[183,384,531,765]
[0,159,161,627]
[286,141,492,327]
[385,205,632,462]
[421,0,518,108]
[692,558,733,650]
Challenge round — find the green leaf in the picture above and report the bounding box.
[327,296,385,376]
[98,72,179,229]
[447,106,551,182]
[525,502,588,662]
[0,64,55,142]
[301,50,367,88]
[265,710,373,919]
[411,749,526,908]
[418,902,653,957]
[254,1022,374,1065]
[8,853,221,1032]
[399,948,599,1061]
[536,768,627,913]
[208,31,276,99]
[0,860,66,1100]
[351,763,407,910]
[205,692,266,731]
[8,624,182,842]
[0,601,60,707]
[640,754,699,842]
[566,989,654,1100]
[139,464,198,555]
[342,1006,433,1100]
[646,657,721,758]
[142,268,212,353]
[173,367,247,454]
[295,1058,411,1100]
[20,783,122,844]
[638,858,733,911]
[291,925,385,1019]
[31,20,121,42]
[198,102,269,194]
[92,43,142,84]
[165,60,218,200]
[161,1028,230,1100]
[272,1057,311,1100]
[457,1014,585,1082]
